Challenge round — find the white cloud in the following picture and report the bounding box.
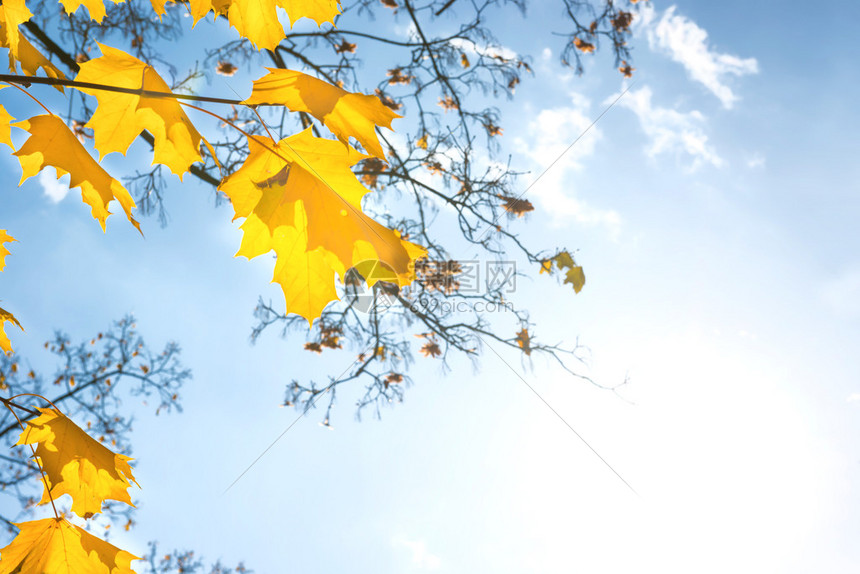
[848,393,860,403]
[637,5,759,108]
[38,168,70,203]
[514,93,621,231]
[746,153,766,169]
[392,536,441,570]
[612,85,724,170]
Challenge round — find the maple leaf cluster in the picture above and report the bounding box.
[0,0,428,361]
[0,406,140,572]
[540,250,586,294]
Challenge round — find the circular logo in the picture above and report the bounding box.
[343,259,400,314]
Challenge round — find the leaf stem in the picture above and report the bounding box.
[1,81,53,115]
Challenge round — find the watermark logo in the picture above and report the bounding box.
[342,259,400,314]
[344,258,518,315]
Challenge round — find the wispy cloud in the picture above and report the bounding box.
[392,535,441,570]
[746,153,766,169]
[515,93,621,231]
[636,4,759,108]
[612,85,723,170]
[38,168,70,203]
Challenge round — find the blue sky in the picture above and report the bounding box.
[2,0,859,572]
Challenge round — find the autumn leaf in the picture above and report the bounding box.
[618,60,634,78]
[220,129,425,323]
[0,0,32,63]
[540,250,585,293]
[573,37,595,53]
[498,194,533,217]
[216,60,237,76]
[0,230,16,271]
[277,0,341,26]
[244,68,400,159]
[13,114,140,232]
[189,0,340,50]
[0,20,66,84]
[16,407,139,518]
[58,0,125,23]
[149,0,176,18]
[0,517,138,574]
[75,43,203,178]
[0,100,14,150]
[0,306,23,355]
[515,328,532,355]
[419,340,441,358]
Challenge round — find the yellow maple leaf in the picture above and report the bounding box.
[541,250,585,293]
[75,43,203,178]
[244,68,399,159]
[13,114,140,232]
[0,0,32,63]
[0,306,23,356]
[221,129,424,323]
[0,229,16,271]
[16,407,139,518]
[271,225,342,321]
[58,0,126,23]
[0,18,66,84]
[0,517,138,574]
[277,0,340,25]
[0,99,14,150]
[189,0,340,50]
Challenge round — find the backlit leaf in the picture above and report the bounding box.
[220,129,425,324]
[75,44,203,178]
[188,0,340,50]
[0,100,13,149]
[58,0,126,23]
[540,250,585,293]
[0,230,16,271]
[0,306,22,355]
[13,114,140,232]
[0,19,66,84]
[0,517,138,574]
[16,407,139,518]
[244,68,399,158]
[0,0,32,63]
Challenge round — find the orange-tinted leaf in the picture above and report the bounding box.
[0,230,16,271]
[515,328,532,355]
[16,407,139,518]
[0,517,138,574]
[13,114,140,232]
[0,306,23,355]
[244,68,399,159]
[574,37,595,53]
[75,44,203,178]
